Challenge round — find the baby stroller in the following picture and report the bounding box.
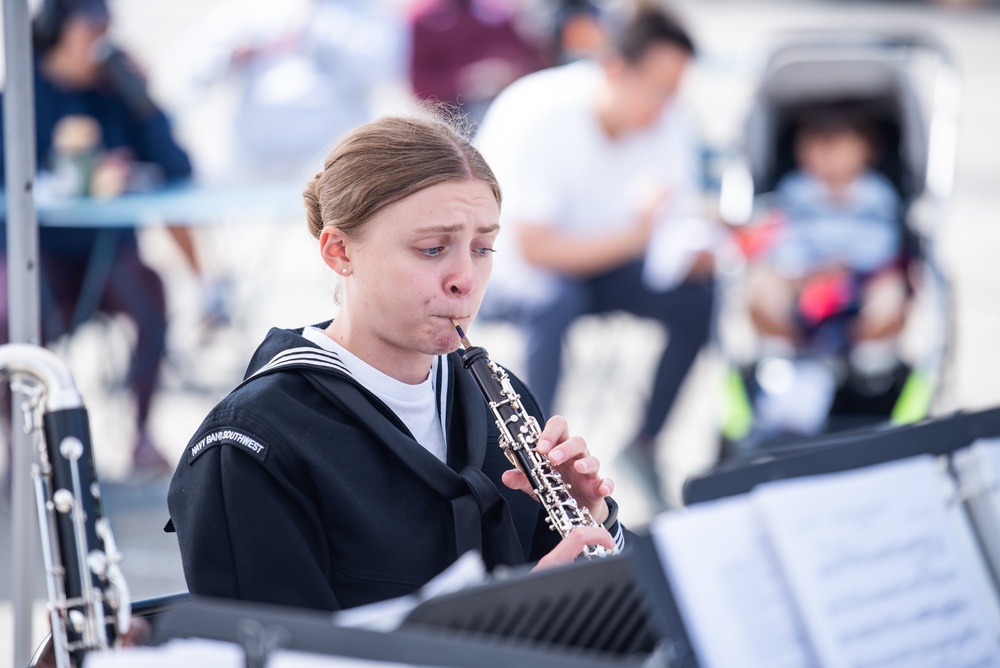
[713,31,961,458]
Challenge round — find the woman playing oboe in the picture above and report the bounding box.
[166,111,624,612]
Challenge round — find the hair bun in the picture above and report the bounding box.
[303,172,325,240]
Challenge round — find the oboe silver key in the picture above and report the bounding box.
[452,321,615,559]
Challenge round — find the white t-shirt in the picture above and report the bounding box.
[475,60,706,306]
[303,326,448,463]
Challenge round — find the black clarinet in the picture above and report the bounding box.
[1,344,130,668]
[452,323,615,559]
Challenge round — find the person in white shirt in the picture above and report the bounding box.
[475,4,717,510]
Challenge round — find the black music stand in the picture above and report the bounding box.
[149,534,697,667]
[683,405,1000,505]
[151,594,636,668]
[402,532,697,668]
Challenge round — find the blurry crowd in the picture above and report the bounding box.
[1,0,992,508]
[1,0,603,483]
[168,0,613,184]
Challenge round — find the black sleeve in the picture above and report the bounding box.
[127,107,192,182]
[106,50,192,183]
[167,410,342,612]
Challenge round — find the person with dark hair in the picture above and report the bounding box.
[0,0,195,476]
[547,0,606,64]
[166,111,625,612]
[474,3,718,511]
[745,100,909,436]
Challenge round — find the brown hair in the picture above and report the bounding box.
[303,111,502,241]
[611,2,696,65]
[793,99,882,159]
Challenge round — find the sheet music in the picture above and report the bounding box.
[270,649,433,667]
[956,438,1000,594]
[651,497,818,668]
[753,455,1000,668]
[334,550,487,632]
[940,459,1000,635]
[85,639,431,667]
[84,638,244,667]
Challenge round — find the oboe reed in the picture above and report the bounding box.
[451,319,472,350]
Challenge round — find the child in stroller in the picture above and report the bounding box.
[746,99,909,379]
[715,33,960,452]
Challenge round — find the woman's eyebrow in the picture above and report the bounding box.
[410,222,500,235]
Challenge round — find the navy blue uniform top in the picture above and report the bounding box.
[167,323,625,612]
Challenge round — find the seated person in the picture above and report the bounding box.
[1,0,196,477]
[747,101,909,367]
[474,6,715,512]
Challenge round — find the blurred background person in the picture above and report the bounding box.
[475,2,720,512]
[544,0,608,64]
[174,0,406,185]
[0,0,199,479]
[406,0,549,126]
[744,100,910,438]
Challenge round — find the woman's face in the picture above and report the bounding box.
[50,16,109,88]
[326,179,500,378]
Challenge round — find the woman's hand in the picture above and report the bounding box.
[532,526,617,571]
[501,415,614,525]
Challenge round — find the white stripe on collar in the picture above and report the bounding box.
[252,346,351,378]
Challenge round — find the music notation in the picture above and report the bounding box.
[754,455,1000,668]
[653,498,818,668]
[653,455,1000,668]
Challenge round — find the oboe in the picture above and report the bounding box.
[452,322,614,559]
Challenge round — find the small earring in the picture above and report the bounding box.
[342,268,349,275]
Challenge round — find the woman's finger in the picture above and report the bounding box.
[535,415,569,455]
[532,526,616,570]
[501,468,536,499]
[572,455,602,476]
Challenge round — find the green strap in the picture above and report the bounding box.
[721,367,754,440]
[891,369,935,424]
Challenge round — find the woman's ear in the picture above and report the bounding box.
[319,226,351,276]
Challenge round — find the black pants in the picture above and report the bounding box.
[0,229,167,433]
[495,260,715,441]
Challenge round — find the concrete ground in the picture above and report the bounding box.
[2,0,999,665]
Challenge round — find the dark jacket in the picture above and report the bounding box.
[0,53,192,259]
[167,323,571,612]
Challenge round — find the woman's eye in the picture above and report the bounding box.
[474,247,496,257]
[420,247,445,257]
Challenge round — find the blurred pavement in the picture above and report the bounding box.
[2,1,1000,665]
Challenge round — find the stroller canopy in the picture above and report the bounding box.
[743,33,940,202]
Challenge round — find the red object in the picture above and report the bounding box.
[798,272,854,324]
[733,212,783,260]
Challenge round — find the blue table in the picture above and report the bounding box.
[23,180,305,227]
[4,180,305,333]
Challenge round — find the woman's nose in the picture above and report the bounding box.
[446,254,477,296]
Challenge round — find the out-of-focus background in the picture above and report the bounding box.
[1,0,999,664]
